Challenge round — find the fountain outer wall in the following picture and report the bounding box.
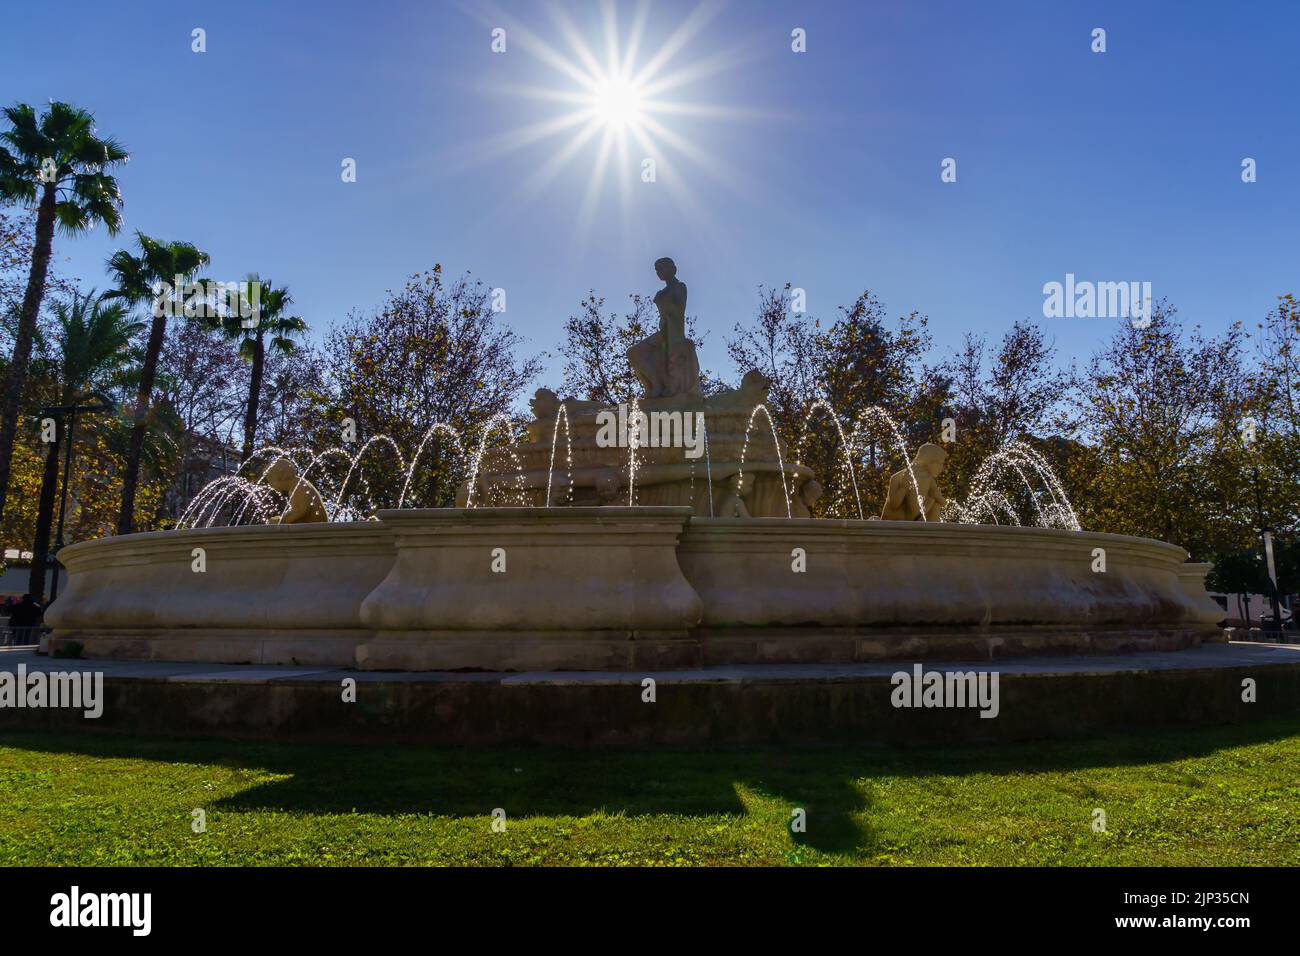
[45,508,1226,670]
[356,507,704,670]
[43,522,394,665]
[679,518,1224,663]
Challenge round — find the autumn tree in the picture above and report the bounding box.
[1070,301,1254,558]
[2,288,166,552]
[322,266,542,512]
[557,291,717,404]
[0,206,78,553]
[155,320,246,518]
[26,291,140,594]
[939,320,1072,520]
[1246,294,1300,533]
[0,206,74,318]
[727,286,936,517]
[255,343,333,452]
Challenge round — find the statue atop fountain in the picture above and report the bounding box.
[627,257,702,401]
[464,257,815,516]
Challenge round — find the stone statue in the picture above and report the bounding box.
[454,480,472,508]
[595,470,623,505]
[526,388,605,442]
[628,257,701,400]
[526,388,564,442]
[880,443,947,522]
[791,478,824,519]
[263,459,329,524]
[706,369,772,411]
[716,472,751,518]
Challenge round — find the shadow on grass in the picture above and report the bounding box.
[3,716,1299,856]
[211,746,876,854]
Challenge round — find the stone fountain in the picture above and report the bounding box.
[460,257,809,516]
[44,259,1225,671]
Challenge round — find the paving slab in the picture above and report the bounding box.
[1,642,1296,685]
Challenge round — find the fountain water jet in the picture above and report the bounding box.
[797,398,863,519]
[738,404,792,519]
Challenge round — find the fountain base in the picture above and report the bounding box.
[45,507,1225,671]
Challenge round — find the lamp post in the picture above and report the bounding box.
[28,409,64,599]
[1251,464,1284,635]
[44,397,114,604]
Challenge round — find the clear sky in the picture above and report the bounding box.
[3,0,1297,386]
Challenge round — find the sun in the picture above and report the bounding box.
[591,75,645,130]
[450,0,757,247]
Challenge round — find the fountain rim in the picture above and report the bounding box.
[53,508,1192,567]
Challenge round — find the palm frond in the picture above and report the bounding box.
[0,103,48,159]
[53,201,90,236]
[0,146,38,204]
[39,102,92,149]
[105,232,209,309]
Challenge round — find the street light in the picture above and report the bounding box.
[1250,463,1285,635]
[43,396,115,604]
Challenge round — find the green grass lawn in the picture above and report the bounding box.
[1,719,1298,866]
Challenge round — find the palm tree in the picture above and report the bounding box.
[28,291,141,595]
[0,102,127,537]
[213,276,307,460]
[104,233,209,534]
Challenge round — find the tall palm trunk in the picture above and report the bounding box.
[0,183,57,535]
[28,429,61,597]
[117,309,167,535]
[241,331,265,461]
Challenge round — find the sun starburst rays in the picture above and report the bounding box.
[450,0,752,250]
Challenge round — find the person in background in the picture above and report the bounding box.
[6,593,44,646]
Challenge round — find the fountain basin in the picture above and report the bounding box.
[45,508,1224,670]
[43,521,394,665]
[356,508,703,670]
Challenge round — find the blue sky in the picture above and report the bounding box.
[3,0,1297,387]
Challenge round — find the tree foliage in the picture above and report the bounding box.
[0,101,127,541]
[726,286,935,517]
[558,291,717,404]
[1069,302,1256,558]
[321,266,542,511]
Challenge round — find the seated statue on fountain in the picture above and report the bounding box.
[880,443,948,522]
[706,368,772,411]
[263,458,329,524]
[716,472,752,518]
[525,388,606,442]
[791,477,824,518]
[628,257,702,401]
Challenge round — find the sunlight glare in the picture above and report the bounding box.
[592,75,644,129]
